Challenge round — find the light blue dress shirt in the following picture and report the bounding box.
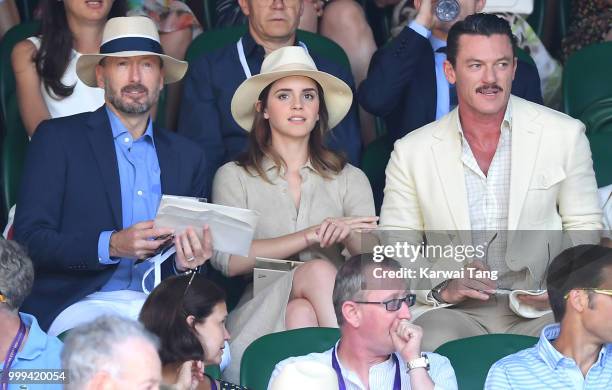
[485,323,612,389]
[408,21,451,120]
[97,107,162,291]
[0,312,64,389]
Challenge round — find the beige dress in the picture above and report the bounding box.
[211,159,375,382]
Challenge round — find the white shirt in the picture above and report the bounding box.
[458,105,524,288]
[268,341,457,390]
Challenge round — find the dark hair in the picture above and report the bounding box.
[139,275,226,365]
[547,245,612,322]
[34,0,127,98]
[446,13,517,67]
[236,78,346,182]
[332,254,404,326]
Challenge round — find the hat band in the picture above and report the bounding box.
[100,36,163,55]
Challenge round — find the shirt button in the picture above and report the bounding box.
[137,190,143,196]
[123,137,130,143]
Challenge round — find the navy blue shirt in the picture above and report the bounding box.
[177,31,362,186]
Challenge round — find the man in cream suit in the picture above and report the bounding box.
[379,14,603,351]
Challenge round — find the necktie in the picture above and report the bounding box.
[435,46,458,110]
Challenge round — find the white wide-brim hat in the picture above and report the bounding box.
[269,360,339,390]
[76,16,188,87]
[231,46,353,132]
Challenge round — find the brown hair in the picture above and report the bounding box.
[139,275,226,365]
[236,78,346,182]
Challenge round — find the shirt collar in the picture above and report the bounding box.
[456,99,513,138]
[105,105,155,145]
[260,156,316,175]
[537,323,612,370]
[332,340,397,386]
[430,35,446,53]
[242,30,300,59]
[17,312,52,361]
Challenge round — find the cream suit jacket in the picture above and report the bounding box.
[380,96,603,310]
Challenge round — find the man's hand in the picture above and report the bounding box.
[174,225,213,272]
[414,0,436,30]
[517,292,550,311]
[390,319,423,361]
[109,220,174,260]
[439,261,497,304]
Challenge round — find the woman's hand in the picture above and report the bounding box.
[173,360,204,390]
[316,216,379,248]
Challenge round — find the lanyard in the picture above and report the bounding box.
[331,348,401,390]
[236,38,309,79]
[1,318,26,390]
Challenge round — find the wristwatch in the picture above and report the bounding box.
[429,280,450,304]
[406,354,430,372]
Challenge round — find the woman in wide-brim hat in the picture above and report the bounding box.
[210,46,378,382]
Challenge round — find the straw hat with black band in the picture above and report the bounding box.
[231,46,353,132]
[76,16,188,87]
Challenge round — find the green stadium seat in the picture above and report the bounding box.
[240,327,340,389]
[563,42,612,118]
[587,131,612,187]
[579,97,612,134]
[186,25,351,72]
[434,333,539,390]
[1,22,38,219]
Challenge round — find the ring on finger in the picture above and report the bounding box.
[186,256,195,262]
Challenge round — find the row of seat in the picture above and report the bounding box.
[1,23,612,221]
[239,326,538,390]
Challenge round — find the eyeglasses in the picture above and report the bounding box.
[564,289,612,299]
[354,294,416,312]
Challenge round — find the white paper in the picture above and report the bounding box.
[483,0,533,15]
[154,195,260,257]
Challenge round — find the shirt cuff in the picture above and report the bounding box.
[408,21,432,40]
[98,231,119,265]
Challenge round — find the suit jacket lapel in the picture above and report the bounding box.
[431,110,471,241]
[508,97,542,230]
[154,126,180,195]
[86,106,122,229]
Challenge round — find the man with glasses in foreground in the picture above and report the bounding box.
[268,254,457,390]
[485,244,612,389]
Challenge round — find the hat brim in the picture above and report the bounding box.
[76,51,188,87]
[231,69,353,132]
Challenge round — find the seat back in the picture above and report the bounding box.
[563,42,612,118]
[587,131,612,187]
[434,333,538,390]
[186,25,351,71]
[240,327,340,389]
[1,22,39,219]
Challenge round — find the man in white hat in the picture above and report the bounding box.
[268,254,458,390]
[14,16,213,335]
[177,0,362,190]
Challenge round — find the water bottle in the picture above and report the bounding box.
[436,0,461,22]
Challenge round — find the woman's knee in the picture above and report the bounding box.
[321,0,367,32]
[286,298,318,328]
[295,259,337,285]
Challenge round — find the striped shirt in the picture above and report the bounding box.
[268,341,457,390]
[485,324,612,389]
